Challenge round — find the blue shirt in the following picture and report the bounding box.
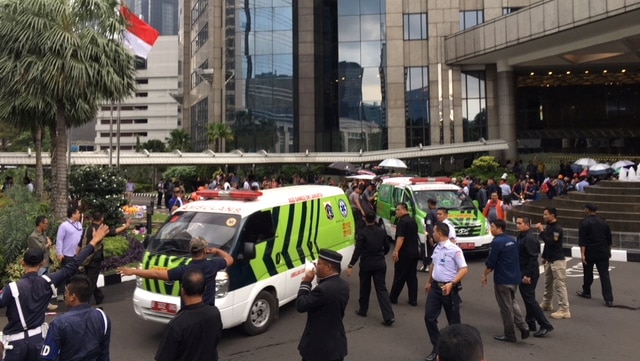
[485,234,521,285]
[56,219,83,257]
[431,240,467,282]
[41,304,111,361]
[167,258,227,306]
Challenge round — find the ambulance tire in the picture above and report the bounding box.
[244,290,277,335]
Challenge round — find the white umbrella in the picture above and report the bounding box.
[588,163,612,176]
[611,160,635,169]
[574,158,597,167]
[379,158,408,169]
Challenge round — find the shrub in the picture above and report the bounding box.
[0,186,52,283]
[101,233,145,272]
[69,166,128,226]
[453,156,517,184]
[103,235,131,259]
[163,166,197,183]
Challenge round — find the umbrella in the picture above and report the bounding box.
[379,158,408,169]
[346,174,376,180]
[588,163,613,176]
[611,160,635,169]
[328,162,357,172]
[573,158,597,167]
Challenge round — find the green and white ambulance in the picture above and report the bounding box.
[376,177,492,253]
[132,185,355,335]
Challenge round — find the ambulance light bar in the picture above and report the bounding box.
[196,189,262,201]
[409,177,451,184]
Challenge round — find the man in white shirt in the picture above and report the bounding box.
[436,208,457,243]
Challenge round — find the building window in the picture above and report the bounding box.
[190,97,209,151]
[503,7,522,15]
[461,71,487,142]
[191,0,209,26]
[100,119,148,125]
[403,13,428,40]
[405,67,430,147]
[136,78,149,84]
[460,10,484,30]
[135,92,148,97]
[191,60,209,89]
[192,23,209,55]
[135,57,147,70]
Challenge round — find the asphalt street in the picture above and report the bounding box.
[2,255,639,361]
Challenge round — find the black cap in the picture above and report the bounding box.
[24,248,44,266]
[584,203,598,212]
[319,249,343,264]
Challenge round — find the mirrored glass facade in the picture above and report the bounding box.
[461,71,487,142]
[226,0,294,152]
[405,67,430,147]
[337,0,386,152]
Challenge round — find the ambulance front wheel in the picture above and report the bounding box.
[244,290,277,335]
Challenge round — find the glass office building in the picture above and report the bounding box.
[182,0,640,159]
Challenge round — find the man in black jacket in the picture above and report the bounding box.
[389,202,420,306]
[576,204,614,307]
[516,217,553,337]
[347,211,394,326]
[297,249,350,361]
[537,207,571,319]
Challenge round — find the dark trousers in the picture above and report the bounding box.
[519,275,553,330]
[83,261,104,303]
[420,241,434,267]
[3,334,43,361]
[164,192,171,208]
[494,284,528,338]
[389,257,418,304]
[425,281,461,353]
[56,256,74,297]
[157,191,163,207]
[358,266,394,321]
[582,258,613,302]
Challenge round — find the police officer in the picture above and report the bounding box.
[423,223,468,361]
[296,249,349,361]
[347,211,395,326]
[389,202,420,306]
[0,225,109,361]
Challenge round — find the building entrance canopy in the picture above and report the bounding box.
[0,140,507,166]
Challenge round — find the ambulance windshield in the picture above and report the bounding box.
[413,190,476,211]
[147,211,240,255]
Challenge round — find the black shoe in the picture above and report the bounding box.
[424,352,437,361]
[494,335,517,343]
[381,318,395,326]
[408,301,418,306]
[355,310,367,317]
[534,328,553,337]
[576,290,591,299]
[605,301,614,307]
[520,329,530,340]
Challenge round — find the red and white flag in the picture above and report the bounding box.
[120,5,159,59]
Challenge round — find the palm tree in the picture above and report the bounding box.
[0,0,136,219]
[207,122,234,153]
[166,128,191,151]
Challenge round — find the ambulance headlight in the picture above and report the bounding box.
[485,220,491,234]
[215,271,229,298]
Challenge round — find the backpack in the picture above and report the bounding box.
[541,182,550,194]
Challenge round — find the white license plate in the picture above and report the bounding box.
[151,301,178,314]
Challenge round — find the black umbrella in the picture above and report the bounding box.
[328,162,357,172]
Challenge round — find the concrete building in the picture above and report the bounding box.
[95,36,180,152]
[180,0,640,160]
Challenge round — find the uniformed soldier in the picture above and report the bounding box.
[0,225,109,361]
[423,223,468,361]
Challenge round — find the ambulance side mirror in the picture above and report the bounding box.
[242,242,256,260]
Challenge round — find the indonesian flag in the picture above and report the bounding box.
[120,5,159,59]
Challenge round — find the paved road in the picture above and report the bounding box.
[2,255,639,361]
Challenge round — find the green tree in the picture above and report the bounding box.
[69,166,127,227]
[0,0,136,220]
[142,139,167,152]
[207,122,234,153]
[166,128,191,151]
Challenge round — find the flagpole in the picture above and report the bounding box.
[116,100,121,169]
[109,100,114,167]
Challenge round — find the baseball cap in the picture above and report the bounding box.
[24,248,44,266]
[189,236,208,253]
